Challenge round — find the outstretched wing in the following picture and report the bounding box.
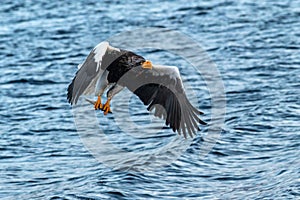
[67,42,124,105]
[118,64,206,138]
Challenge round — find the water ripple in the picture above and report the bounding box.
[0,0,299,199]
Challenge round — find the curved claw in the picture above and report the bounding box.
[103,99,112,115]
[94,96,103,110]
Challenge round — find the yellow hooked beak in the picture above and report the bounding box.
[141,60,153,69]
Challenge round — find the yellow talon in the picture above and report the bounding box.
[94,96,103,110]
[103,98,112,115]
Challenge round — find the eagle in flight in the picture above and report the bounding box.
[67,42,206,138]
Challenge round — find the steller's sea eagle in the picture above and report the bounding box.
[67,42,206,138]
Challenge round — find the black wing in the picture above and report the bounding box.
[117,65,206,138]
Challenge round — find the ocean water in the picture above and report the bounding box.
[0,0,299,199]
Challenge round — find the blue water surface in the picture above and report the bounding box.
[0,0,299,199]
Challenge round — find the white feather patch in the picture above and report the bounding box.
[93,41,109,72]
[152,64,181,80]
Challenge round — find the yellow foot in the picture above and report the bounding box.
[103,99,112,115]
[94,96,103,110]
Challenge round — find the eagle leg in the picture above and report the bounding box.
[94,96,103,110]
[103,98,112,115]
[102,84,124,115]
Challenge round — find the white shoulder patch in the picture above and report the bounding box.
[93,41,109,72]
[152,64,180,80]
[107,45,121,53]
